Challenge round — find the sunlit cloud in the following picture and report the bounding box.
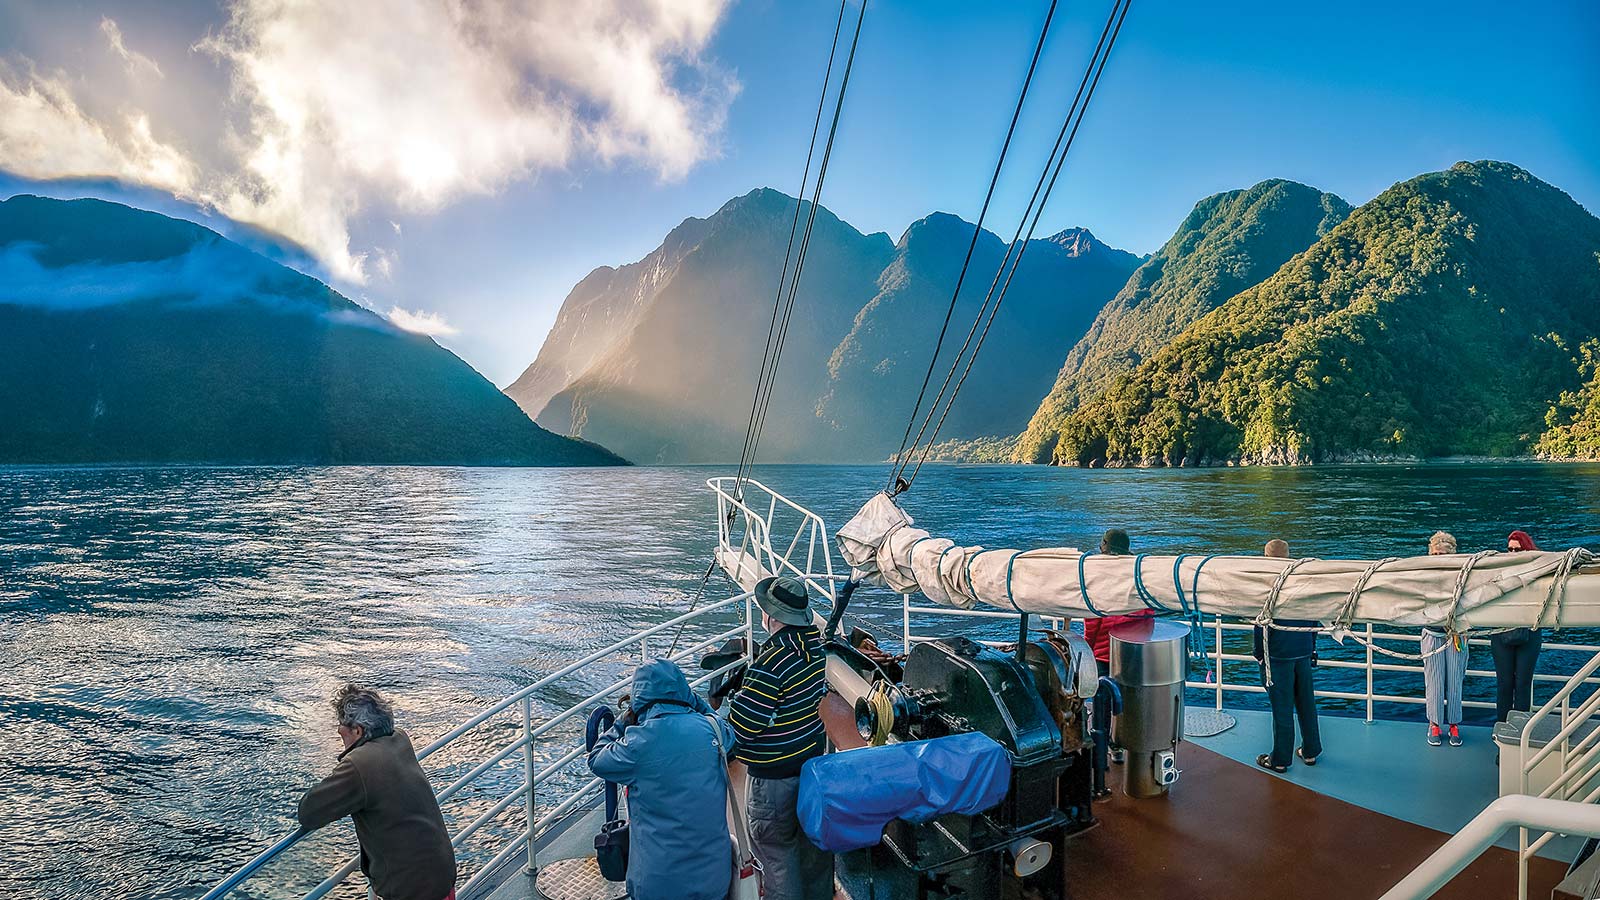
[0,66,196,195]
[386,305,458,337]
[100,18,163,79]
[0,1,737,286]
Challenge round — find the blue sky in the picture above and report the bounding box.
[0,0,1596,386]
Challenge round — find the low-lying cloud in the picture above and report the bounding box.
[0,240,269,309]
[386,306,458,337]
[0,2,737,284]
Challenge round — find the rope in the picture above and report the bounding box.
[1077,551,1103,617]
[886,0,1063,490]
[1333,557,1396,634]
[901,0,1133,487]
[731,0,849,500]
[1536,548,1593,629]
[739,0,867,494]
[1005,550,1027,613]
[1132,552,1169,612]
[665,558,722,657]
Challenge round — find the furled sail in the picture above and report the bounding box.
[837,493,1600,630]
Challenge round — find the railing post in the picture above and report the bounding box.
[523,695,538,875]
[903,594,912,651]
[1366,623,1375,723]
[1213,615,1223,711]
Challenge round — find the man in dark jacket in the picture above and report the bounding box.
[1253,540,1324,772]
[298,684,456,900]
[588,659,736,900]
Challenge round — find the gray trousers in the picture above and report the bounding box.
[1422,629,1468,726]
[747,774,833,900]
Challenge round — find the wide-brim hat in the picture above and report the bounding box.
[754,575,813,627]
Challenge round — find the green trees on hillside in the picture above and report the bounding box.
[1014,179,1350,464]
[1045,161,1600,467]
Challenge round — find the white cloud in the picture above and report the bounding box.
[0,67,196,195]
[386,305,459,336]
[100,18,164,79]
[0,1,736,286]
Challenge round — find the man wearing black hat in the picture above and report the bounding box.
[727,575,832,900]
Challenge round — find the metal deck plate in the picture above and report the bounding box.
[533,858,628,900]
[1183,707,1236,737]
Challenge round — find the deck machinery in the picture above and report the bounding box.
[830,629,1105,900]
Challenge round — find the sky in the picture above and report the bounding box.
[0,0,1596,387]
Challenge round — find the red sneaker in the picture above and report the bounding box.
[1448,724,1463,747]
[1427,723,1443,746]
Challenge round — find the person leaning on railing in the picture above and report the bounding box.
[1492,529,1546,722]
[1422,531,1468,747]
[1253,539,1324,774]
[297,684,457,900]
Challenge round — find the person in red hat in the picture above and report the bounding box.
[1491,530,1545,721]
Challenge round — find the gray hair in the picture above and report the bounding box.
[331,684,394,738]
[1429,531,1458,555]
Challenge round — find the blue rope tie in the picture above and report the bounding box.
[1171,554,1193,618]
[1003,550,1026,613]
[1133,553,1170,612]
[1077,551,1104,617]
[1189,554,1220,663]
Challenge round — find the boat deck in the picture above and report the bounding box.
[468,699,1574,900]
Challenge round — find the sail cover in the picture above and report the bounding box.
[836,492,1600,629]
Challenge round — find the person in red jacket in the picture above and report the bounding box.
[1081,528,1155,678]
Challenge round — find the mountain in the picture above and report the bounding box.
[1014,179,1351,464]
[815,215,1140,460]
[0,195,624,466]
[505,213,712,420]
[1046,161,1600,467]
[514,189,1143,464]
[530,188,896,463]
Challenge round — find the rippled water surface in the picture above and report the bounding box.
[5,462,1600,899]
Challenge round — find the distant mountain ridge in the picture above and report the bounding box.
[509,189,1140,463]
[0,195,624,466]
[1046,161,1600,466]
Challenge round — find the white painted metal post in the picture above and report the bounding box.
[1366,623,1375,723]
[523,695,537,875]
[903,595,912,651]
[1213,615,1224,711]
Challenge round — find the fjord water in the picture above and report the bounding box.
[4,463,1600,899]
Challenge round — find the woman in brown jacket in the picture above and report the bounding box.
[298,684,457,900]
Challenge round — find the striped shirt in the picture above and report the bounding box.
[728,624,827,778]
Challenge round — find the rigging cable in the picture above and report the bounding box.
[884,0,1062,493]
[898,0,1132,489]
[740,0,870,476]
[732,0,851,501]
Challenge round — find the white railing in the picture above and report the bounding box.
[1379,794,1600,900]
[1187,617,1600,723]
[1514,650,1600,898]
[899,600,1600,724]
[707,476,838,604]
[202,594,757,900]
[207,477,842,900]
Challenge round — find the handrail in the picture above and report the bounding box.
[204,591,756,900]
[707,476,837,604]
[1378,795,1600,900]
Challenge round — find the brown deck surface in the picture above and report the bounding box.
[821,693,1569,899]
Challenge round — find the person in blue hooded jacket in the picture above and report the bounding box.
[588,659,737,900]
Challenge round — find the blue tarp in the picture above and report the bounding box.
[797,732,1012,852]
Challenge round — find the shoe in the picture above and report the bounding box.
[1297,747,1319,766]
[1427,724,1443,746]
[1448,725,1463,747]
[1256,753,1289,773]
[1110,747,1126,764]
